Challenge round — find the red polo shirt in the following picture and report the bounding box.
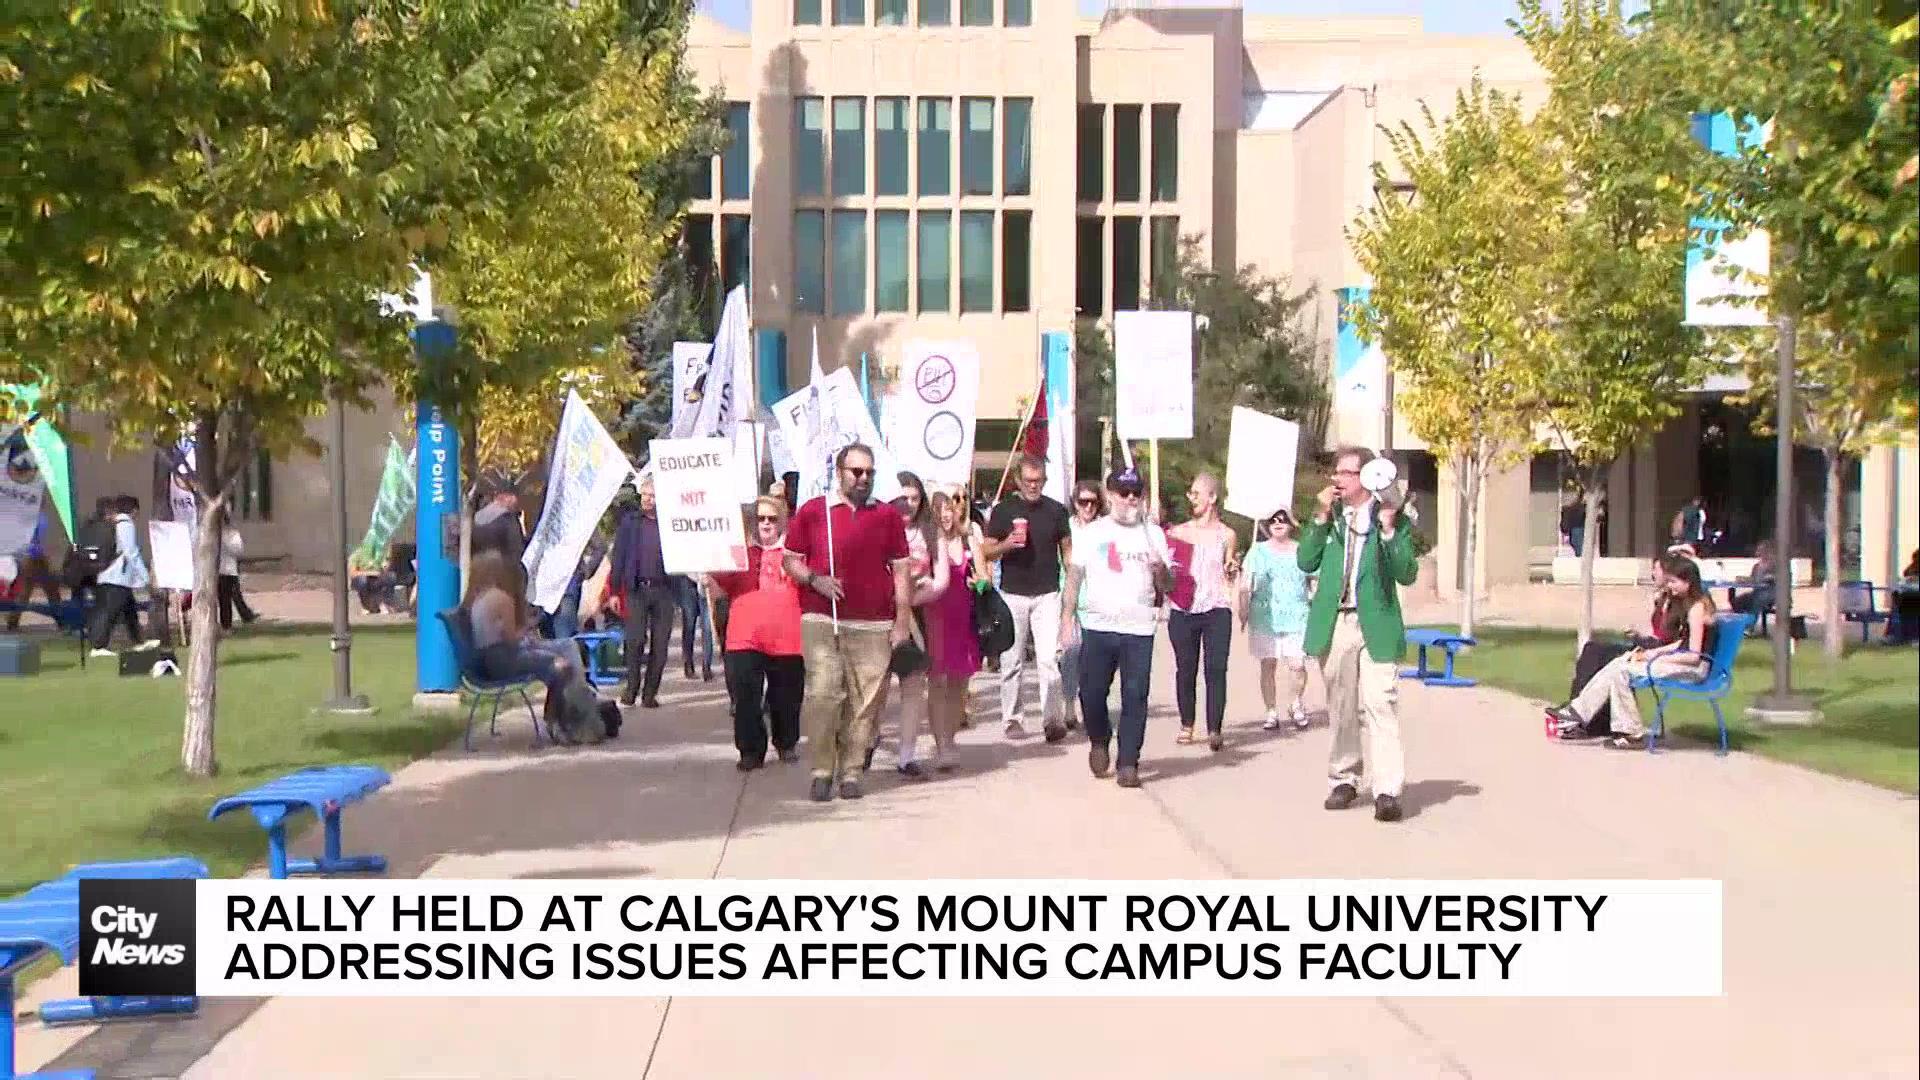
[785,496,909,622]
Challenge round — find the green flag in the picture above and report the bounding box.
[352,436,416,568]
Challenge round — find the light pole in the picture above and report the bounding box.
[320,387,372,715]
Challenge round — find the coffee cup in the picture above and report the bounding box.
[1011,518,1029,546]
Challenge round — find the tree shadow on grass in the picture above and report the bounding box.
[217,650,301,668]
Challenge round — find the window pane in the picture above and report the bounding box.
[794,211,825,314]
[875,97,909,196]
[1005,0,1032,27]
[1003,98,1032,197]
[1076,104,1103,202]
[794,98,825,197]
[722,214,752,293]
[1075,216,1104,315]
[686,213,717,327]
[961,97,994,196]
[253,451,274,521]
[1149,216,1179,305]
[1113,104,1141,202]
[876,210,909,312]
[1002,210,1031,313]
[831,210,867,316]
[917,98,952,196]
[961,0,992,26]
[1150,104,1179,201]
[795,0,822,24]
[877,0,906,25]
[834,0,864,25]
[691,153,713,200]
[917,211,952,312]
[1112,214,1141,311]
[832,97,866,196]
[722,102,751,200]
[960,210,994,313]
[920,0,951,26]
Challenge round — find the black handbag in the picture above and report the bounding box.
[972,587,1015,659]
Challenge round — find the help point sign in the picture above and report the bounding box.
[649,437,747,575]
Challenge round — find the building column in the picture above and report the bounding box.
[1861,436,1919,586]
[1432,456,1530,600]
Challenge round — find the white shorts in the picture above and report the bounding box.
[1248,629,1306,662]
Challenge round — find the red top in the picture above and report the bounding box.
[784,496,909,622]
[710,543,802,657]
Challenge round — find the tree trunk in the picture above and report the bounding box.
[1459,453,1481,639]
[180,415,225,778]
[1823,450,1844,660]
[1578,473,1605,655]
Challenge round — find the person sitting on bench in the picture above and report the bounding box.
[463,550,608,745]
[1728,541,1776,630]
[1545,554,1717,750]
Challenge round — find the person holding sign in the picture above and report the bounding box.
[981,455,1073,743]
[783,444,913,802]
[1298,448,1419,823]
[1167,473,1243,752]
[709,496,805,770]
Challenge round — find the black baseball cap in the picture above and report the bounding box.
[1105,466,1144,495]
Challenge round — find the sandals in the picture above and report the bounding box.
[1176,728,1196,745]
[1608,734,1649,751]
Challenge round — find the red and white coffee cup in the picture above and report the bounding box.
[1011,518,1029,546]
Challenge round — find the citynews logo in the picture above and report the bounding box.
[79,879,197,996]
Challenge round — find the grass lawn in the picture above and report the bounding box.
[2,624,459,897]
[1439,625,1919,792]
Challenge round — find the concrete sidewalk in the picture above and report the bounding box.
[32,632,1919,1079]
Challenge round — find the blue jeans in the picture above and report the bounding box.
[1078,629,1154,768]
[674,576,714,672]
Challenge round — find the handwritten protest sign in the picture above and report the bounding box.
[650,437,748,575]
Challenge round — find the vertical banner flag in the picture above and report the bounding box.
[672,286,751,440]
[352,437,418,568]
[1222,407,1302,522]
[1684,112,1771,327]
[772,368,902,505]
[884,340,981,487]
[730,422,763,504]
[1113,311,1195,440]
[523,392,636,613]
[1334,289,1387,415]
[1042,332,1075,505]
[650,437,749,574]
[668,342,715,437]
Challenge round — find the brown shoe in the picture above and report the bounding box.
[1208,733,1225,752]
[1088,744,1111,778]
[1043,720,1068,744]
[1116,765,1142,789]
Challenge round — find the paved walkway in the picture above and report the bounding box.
[28,629,1918,1079]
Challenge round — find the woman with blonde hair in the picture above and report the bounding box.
[923,489,991,770]
[463,549,608,744]
[709,495,805,769]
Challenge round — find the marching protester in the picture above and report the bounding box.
[610,478,677,708]
[1240,506,1312,731]
[923,488,991,773]
[1299,448,1419,823]
[1167,472,1241,752]
[981,454,1073,742]
[673,572,715,682]
[872,471,941,779]
[1060,465,1172,789]
[709,496,804,770]
[217,519,260,631]
[784,444,913,802]
[462,549,610,745]
[87,495,155,655]
[1059,479,1104,734]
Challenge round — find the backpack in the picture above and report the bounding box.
[65,516,118,584]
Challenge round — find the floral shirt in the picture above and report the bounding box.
[1245,541,1309,636]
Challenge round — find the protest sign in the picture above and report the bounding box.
[522,392,634,613]
[650,437,748,575]
[1114,311,1194,441]
[668,342,714,437]
[885,341,980,487]
[1222,407,1301,522]
[148,520,195,591]
[772,367,902,505]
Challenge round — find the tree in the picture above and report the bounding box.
[1511,0,1712,652]
[1348,80,1560,637]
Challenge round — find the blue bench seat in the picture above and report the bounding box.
[1629,612,1753,756]
[207,765,391,879]
[1400,629,1477,687]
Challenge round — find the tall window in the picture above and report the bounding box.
[1076,104,1103,202]
[1150,104,1179,201]
[917,211,952,312]
[877,0,907,25]
[794,97,826,197]
[722,103,751,200]
[795,0,822,24]
[874,97,909,196]
[961,97,995,196]
[833,0,864,26]
[832,97,865,196]
[1075,216,1104,315]
[920,0,951,26]
[1002,211,1031,313]
[1149,216,1179,304]
[917,98,952,196]
[961,0,992,26]
[1112,214,1141,311]
[1005,0,1032,27]
[691,153,713,200]
[722,214,752,293]
[234,450,274,521]
[960,210,994,313]
[794,211,826,314]
[831,210,867,316]
[876,210,910,312]
[1113,104,1142,202]
[1003,97,1032,197]
[686,214,717,329]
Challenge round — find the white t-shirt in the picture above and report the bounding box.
[1071,515,1172,637]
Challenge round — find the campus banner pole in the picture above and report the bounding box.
[1149,439,1161,522]
[321,390,372,714]
[414,320,461,696]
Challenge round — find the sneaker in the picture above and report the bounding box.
[1115,765,1142,789]
[1088,744,1111,778]
[839,778,864,800]
[139,639,161,650]
[808,776,834,802]
[777,747,801,764]
[1262,710,1282,731]
[897,761,927,781]
[1043,720,1068,744]
[1004,720,1026,738]
[89,648,117,659]
[1324,784,1359,811]
[1374,794,1403,823]
[1290,703,1311,730]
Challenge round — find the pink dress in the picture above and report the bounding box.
[926,549,981,679]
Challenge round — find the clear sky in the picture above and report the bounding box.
[695,1,1527,35]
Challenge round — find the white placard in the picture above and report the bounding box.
[1223,407,1301,522]
[650,437,748,575]
[1114,310,1195,440]
[884,341,981,487]
[521,392,636,612]
[148,520,195,591]
[668,342,714,436]
[771,367,901,505]
[731,421,765,504]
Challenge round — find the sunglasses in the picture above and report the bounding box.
[843,466,874,479]
[755,515,780,523]
[1111,488,1144,499]
[1074,497,1099,507]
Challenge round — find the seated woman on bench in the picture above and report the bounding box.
[1546,553,1717,750]
[463,550,609,745]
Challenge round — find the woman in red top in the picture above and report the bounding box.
[711,496,804,770]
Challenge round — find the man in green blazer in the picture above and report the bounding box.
[1297,447,1420,822]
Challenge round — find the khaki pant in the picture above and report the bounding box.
[801,619,893,781]
[1571,651,1705,738]
[1324,612,1404,798]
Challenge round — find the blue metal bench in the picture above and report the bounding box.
[207,765,391,879]
[1,857,207,1080]
[1838,580,1889,644]
[571,629,625,688]
[1630,612,1754,756]
[436,608,544,751]
[1399,628,1477,687]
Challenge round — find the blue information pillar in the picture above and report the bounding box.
[754,328,789,409]
[413,320,460,693]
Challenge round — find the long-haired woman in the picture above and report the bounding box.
[924,489,991,771]
[1239,506,1312,731]
[709,495,805,769]
[870,472,948,778]
[1546,553,1718,749]
[463,549,607,744]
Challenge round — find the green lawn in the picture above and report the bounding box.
[1,625,459,897]
[1438,626,1919,792]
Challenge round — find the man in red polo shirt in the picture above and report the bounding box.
[784,443,913,801]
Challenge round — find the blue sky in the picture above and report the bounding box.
[696,1,1526,35]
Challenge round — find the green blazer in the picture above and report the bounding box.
[1296,504,1420,663]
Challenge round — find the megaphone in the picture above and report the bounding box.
[1360,455,1398,495]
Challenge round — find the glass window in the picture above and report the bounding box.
[1149,216,1179,305]
[690,153,713,201]
[687,213,717,329]
[236,450,274,521]
[834,0,864,26]
[1005,0,1032,27]
[961,0,992,26]
[832,97,866,196]
[1002,211,1031,313]
[1113,104,1141,202]
[917,211,952,312]
[1150,104,1179,202]
[794,211,826,314]
[876,211,909,312]
[794,97,826,197]
[1112,214,1141,311]
[722,102,751,200]
[961,97,994,196]
[917,98,952,196]
[722,214,752,293]
[831,210,867,316]
[920,0,951,26]
[795,0,822,25]
[1075,216,1104,315]
[960,210,994,313]
[1076,104,1103,202]
[877,0,907,25]
[875,97,909,196]
[1003,98,1032,197]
